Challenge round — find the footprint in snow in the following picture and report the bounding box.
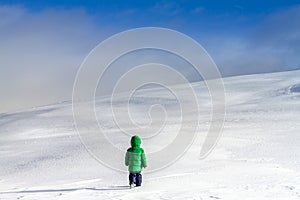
[285,185,295,190]
[209,195,221,199]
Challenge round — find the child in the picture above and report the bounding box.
[125,135,147,188]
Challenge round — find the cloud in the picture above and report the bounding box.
[0,5,25,27]
[0,3,299,113]
[0,5,105,113]
[250,4,300,68]
[206,5,300,76]
[150,1,182,16]
[191,7,204,14]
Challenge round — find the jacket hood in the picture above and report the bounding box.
[130,135,141,147]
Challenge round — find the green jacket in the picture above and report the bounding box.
[125,136,147,172]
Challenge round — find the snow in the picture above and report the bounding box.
[0,70,300,199]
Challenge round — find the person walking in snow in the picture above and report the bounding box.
[125,135,147,188]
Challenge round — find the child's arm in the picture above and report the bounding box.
[141,149,147,168]
[125,151,129,166]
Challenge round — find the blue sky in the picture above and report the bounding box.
[0,0,299,112]
[1,0,299,32]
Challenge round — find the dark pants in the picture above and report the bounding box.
[129,172,142,186]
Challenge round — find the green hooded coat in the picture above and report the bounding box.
[125,136,147,172]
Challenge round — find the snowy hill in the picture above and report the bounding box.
[0,70,300,200]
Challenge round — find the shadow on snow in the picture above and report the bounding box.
[0,186,130,194]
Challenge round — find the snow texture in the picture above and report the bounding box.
[0,70,300,199]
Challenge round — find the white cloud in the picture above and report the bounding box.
[205,5,300,76]
[191,7,204,14]
[1,4,299,113]
[0,6,105,113]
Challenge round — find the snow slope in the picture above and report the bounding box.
[0,70,300,200]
